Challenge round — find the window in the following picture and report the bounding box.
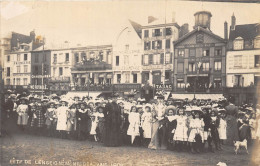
[144,41,151,50]
[166,39,170,49]
[107,51,112,64]
[153,54,160,64]
[53,68,56,76]
[234,55,242,67]
[214,61,222,71]
[255,55,260,67]
[75,53,79,63]
[13,78,15,85]
[178,50,184,57]
[35,54,39,63]
[98,77,104,84]
[215,48,222,56]
[116,56,119,66]
[17,54,20,61]
[143,73,149,83]
[17,78,20,85]
[125,73,130,83]
[133,74,137,83]
[234,75,242,87]
[188,63,196,72]
[35,66,39,75]
[177,79,185,88]
[23,78,28,85]
[124,55,129,65]
[24,54,28,61]
[154,29,161,37]
[53,54,57,63]
[17,66,21,73]
[117,74,121,83]
[165,53,171,64]
[189,49,196,57]
[177,63,184,73]
[7,67,10,77]
[65,53,69,62]
[24,65,28,73]
[233,39,244,50]
[254,37,260,48]
[59,67,63,76]
[144,30,149,38]
[125,44,129,51]
[203,49,210,56]
[81,52,87,61]
[152,40,162,49]
[6,79,10,85]
[7,55,10,62]
[202,62,210,71]
[143,54,149,65]
[166,28,172,36]
[165,71,170,80]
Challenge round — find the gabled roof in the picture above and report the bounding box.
[173,26,225,46]
[229,23,259,41]
[128,19,142,38]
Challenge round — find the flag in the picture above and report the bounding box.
[148,16,158,24]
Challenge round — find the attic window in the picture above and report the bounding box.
[254,37,260,48]
[233,37,244,50]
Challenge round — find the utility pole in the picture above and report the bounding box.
[41,38,45,99]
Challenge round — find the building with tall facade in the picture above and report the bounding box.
[173,11,227,95]
[225,14,260,105]
[141,16,180,86]
[112,20,143,96]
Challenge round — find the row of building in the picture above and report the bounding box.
[1,11,260,104]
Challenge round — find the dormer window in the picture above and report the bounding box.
[233,37,244,50]
[254,36,260,48]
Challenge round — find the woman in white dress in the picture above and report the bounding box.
[16,97,29,131]
[56,100,69,138]
[218,110,227,144]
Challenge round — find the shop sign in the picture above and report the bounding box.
[155,84,172,91]
[113,84,141,91]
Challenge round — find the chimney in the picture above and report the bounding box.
[179,23,189,38]
[231,13,236,30]
[224,21,228,40]
[30,30,36,42]
[148,16,157,24]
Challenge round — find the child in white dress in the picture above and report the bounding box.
[127,106,140,144]
[173,107,188,151]
[218,110,227,145]
[141,105,153,146]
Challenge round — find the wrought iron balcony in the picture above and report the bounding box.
[72,60,112,71]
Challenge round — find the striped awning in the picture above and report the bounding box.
[171,93,224,101]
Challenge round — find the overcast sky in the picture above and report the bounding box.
[1,0,260,47]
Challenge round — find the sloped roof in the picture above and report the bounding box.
[129,19,142,38]
[229,23,259,41]
[173,26,225,46]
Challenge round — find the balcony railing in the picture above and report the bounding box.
[49,76,70,83]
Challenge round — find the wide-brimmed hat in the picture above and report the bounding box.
[157,95,165,100]
[166,105,177,114]
[20,97,28,101]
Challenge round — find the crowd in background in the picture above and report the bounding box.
[1,91,260,154]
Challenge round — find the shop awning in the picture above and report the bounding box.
[171,93,224,101]
[106,74,113,78]
[66,91,102,99]
[99,74,105,78]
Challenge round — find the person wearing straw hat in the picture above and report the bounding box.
[76,102,89,140]
[30,103,45,136]
[188,109,205,153]
[56,99,69,139]
[217,108,227,147]
[165,105,177,151]
[16,97,29,132]
[66,103,77,139]
[103,93,122,147]
[45,101,57,137]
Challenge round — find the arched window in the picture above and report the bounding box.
[233,37,244,50]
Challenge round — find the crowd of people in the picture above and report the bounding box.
[1,91,260,154]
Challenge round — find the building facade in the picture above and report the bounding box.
[49,48,74,94]
[30,45,51,94]
[173,11,226,93]
[141,17,180,86]
[70,45,113,91]
[225,14,260,105]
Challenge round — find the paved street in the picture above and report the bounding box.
[1,133,259,166]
